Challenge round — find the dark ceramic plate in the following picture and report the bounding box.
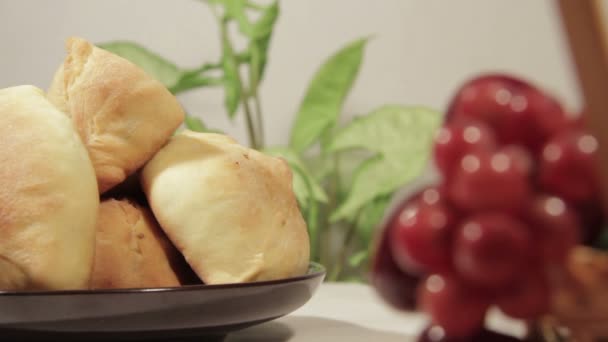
[0,263,325,341]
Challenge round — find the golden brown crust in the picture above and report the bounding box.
[91,199,193,289]
[0,85,98,290]
[141,131,310,284]
[0,256,29,290]
[47,37,185,193]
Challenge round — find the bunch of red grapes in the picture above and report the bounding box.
[372,74,603,341]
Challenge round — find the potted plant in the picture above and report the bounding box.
[99,0,441,282]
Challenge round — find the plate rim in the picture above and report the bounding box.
[0,262,325,297]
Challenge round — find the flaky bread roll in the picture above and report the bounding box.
[141,132,310,284]
[91,199,192,289]
[47,37,185,193]
[0,86,98,290]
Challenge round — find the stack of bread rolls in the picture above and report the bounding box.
[0,37,310,291]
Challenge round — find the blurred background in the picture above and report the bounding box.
[0,0,581,146]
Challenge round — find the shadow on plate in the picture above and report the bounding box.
[226,316,409,342]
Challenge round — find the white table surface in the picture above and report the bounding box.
[226,283,527,341]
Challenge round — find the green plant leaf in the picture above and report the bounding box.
[183,115,224,134]
[220,23,242,117]
[305,153,334,183]
[249,37,270,91]
[348,250,369,268]
[248,1,279,91]
[170,74,223,94]
[184,115,207,132]
[168,62,223,94]
[291,168,311,206]
[335,150,374,200]
[263,146,328,206]
[98,41,223,95]
[296,168,320,263]
[263,156,320,261]
[224,0,277,39]
[185,115,216,133]
[97,41,181,89]
[327,105,441,221]
[224,0,253,37]
[289,38,368,152]
[356,195,391,243]
[250,1,279,39]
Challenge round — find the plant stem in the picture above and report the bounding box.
[328,221,356,281]
[184,62,221,76]
[318,196,332,272]
[252,93,265,147]
[305,176,319,262]
[216,12,260,149]
[330,223,357,281]
[333,155,342,197]
[241,92,259,149]
[319,153,342,278]
[317,212,326,268]
[248,47,264,147]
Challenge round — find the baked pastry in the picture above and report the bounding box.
[91,199,193,289]
[141,131,310,284]
[0,85,98,290]
[47,37,185,193]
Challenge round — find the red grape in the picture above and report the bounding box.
[373,73,600,338]
[371,219,420,311]
[371,186,455,310]
[419,186,449,206]
[434,120,496,175]
[504,87,568,152]
[539,129,600,203]
[453,213,532,288]
[525,195,580,263]
[447,74,524,126]
[448,149,531,212]
[496,271,550,319]
[500,144,535,175]
[567,111,586,130]
[418,325,458,342]
[390,197,456,274]
[447,74,568,152]
[419,274,489,338]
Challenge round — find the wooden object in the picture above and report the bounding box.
[557,0,608,215]
[551,2,608,340]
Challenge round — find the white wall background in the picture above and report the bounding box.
[0,0,584,146]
